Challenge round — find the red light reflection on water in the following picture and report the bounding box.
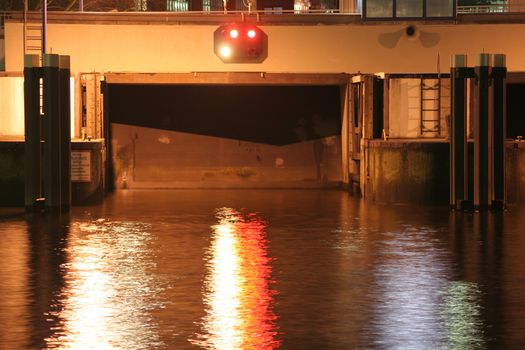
[191,208,280,349]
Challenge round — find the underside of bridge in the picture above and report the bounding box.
[103,73,347,189]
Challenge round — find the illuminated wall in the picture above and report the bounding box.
[0,77,24,136]
[388,78,451,138]
[0,77,76,137]
[4,21,525,74]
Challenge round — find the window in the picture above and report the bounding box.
[366,0,393,17]
[427,0,455,17]
[397,0,423,17]
[363,0,456,19]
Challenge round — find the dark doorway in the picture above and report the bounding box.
[108,84,341,145]
[106,83,343,189]
[372,77,384,139]
[507,83,525,139]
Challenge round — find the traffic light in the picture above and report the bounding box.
[214,23,268,63]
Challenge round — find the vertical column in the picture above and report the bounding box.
[450,54,469,210]
[473,53,491,210]
[491,54,507,210]
[43,53,61,211]
[24,54,42,211]
[59,55,71,211]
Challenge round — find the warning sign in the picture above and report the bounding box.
[71,151,91,182]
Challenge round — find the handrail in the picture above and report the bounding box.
[457,4,525,14]
[3,4,525,22]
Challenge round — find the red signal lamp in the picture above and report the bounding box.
[214,24,268,63]
[229,29,239,38]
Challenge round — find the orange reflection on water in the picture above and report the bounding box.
[44,221,164,350]
[192,208,280,350]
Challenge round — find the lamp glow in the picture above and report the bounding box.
[229,29,239,38]
[219,46,232,58]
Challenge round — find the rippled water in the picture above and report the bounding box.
[1,190,525,349]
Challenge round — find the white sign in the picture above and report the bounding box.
[71,151,91,182]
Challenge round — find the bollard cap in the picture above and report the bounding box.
[43,54,59,67]
[493,54,506,68]
[24,55,40,68]
[476,53,491,67]
[59,55,70,70]
[451,54,467,68]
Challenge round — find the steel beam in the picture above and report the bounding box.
[473,53,491,210]
[43,53,61,211]
[491,54,507,210]
[450,55,473,210]
[23,54,42,212]
[59,55,71,211]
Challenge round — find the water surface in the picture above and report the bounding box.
[1,190,524,349]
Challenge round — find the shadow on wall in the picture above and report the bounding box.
[378,25,441,49]
[0,30,5,71]
[108,84,342,145]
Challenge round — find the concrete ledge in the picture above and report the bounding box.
[125,180,342,190]
[0,140,105,207]
[364,140,449,205]
[363,139,525,205]
[0,141,24,207]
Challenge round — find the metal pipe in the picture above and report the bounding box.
[42,0,47,56]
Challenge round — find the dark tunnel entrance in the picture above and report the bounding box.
[507,83,525,140]
[106,82,344,189]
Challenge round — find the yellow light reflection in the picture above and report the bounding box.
[441,281,486,349]
[44,221,164,350]
[191,208,280,350]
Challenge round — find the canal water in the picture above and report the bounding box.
[1,190,524,349]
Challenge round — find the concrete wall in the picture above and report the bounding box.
[5,21,525,74]
[364,140,450,204]
[111,124,342,189]
[0,77,24,136]
[365,140,525,205]
[507,141,525,205]
[0,76,76,137]
[0,140,105,207]
[0,142,24,206]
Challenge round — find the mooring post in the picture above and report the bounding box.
[59,55,72,211]
[23,54,42,212]
[43,53,61,212]
[473,53,491,210]
[491,54,507,210]
[450,54,470,210]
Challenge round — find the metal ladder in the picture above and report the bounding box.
[23,2,43,60]
[420,77,441,136]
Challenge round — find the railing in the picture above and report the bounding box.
[457,4,525,13]
[3,4,525,19]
